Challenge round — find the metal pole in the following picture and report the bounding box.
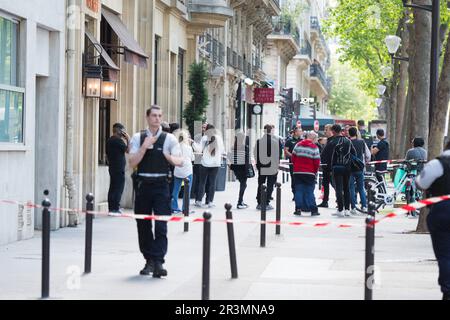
[41,194,51,299]
[202,211,212,300]
[429,0,439,130]
[260,185,267,248]
[364,189,376,300]
[275,183,282,235]
[84,193,94,274]
[183,178,190,232]
[225,204,238,279]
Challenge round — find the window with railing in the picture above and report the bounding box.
[0,15,23,144]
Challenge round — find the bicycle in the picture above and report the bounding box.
[356,159,426,215]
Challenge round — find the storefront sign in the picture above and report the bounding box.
[86,0,100,13]
[254,88,275,104]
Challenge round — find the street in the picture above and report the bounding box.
[0,177,441,300]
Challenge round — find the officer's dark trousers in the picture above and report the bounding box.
[427,200,450,296]
[108,169,125,212]
[135,180,171,264]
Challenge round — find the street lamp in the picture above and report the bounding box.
[377,84,387,96]
[375,98,383,108]
[380,65,393,80]
[384,35,409,62]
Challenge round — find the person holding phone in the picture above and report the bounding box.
[106,123,130,214]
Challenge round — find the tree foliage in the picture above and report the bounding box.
[183,62,210,137]
[328,57,377,121]
[323,0,403,96]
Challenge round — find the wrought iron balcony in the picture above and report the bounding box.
[187,0,234,29]
[310,64,328,92]
[310,16,330,57]
[271,16,301,48]
[300,39,312,59]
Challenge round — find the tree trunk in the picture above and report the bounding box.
[395,18,410,159]
[411,0,431,146]
[429,25,450,160]
[401,19,416,156]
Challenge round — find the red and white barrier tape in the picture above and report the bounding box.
[2,194,450,229]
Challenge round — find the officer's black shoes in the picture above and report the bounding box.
[317,202,329,208]
[293,209,302,216]
[140,260,154,276]
[444,292,450,300]
[152,262,168,278]
[311,211,320,217]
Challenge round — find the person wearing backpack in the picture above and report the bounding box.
[348,127,371,214]
[322,124,356,217]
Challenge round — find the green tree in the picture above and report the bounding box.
[328,58,377,121]
[183,62,210,137]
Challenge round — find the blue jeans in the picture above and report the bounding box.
[172,175,193,212]
[294,177,317,212]
[349,171,367,209]
[427,200,450,295]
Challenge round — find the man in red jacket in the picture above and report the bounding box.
[291,131,321,216]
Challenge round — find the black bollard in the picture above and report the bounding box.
[84,193,94,274]
[225,204,238,279]
[282,171,286,184]
[275,183,282,235]
[183,178,190,232]
[41,192,51,299]
[202,211,212,300]
[260,185,267,248]
[364,188,376,300]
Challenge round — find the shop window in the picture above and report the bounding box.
[0,15,23,144]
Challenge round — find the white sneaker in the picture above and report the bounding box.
[194,201,203,208]
[208,203,216,208]
[350,209,358,215]
[335,211,345,217]
[344,210,351,217]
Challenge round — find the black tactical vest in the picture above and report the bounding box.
[137,131,170,175]
[428,156,450,197]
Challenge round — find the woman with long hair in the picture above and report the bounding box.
[171,129,194,213]
[194,124,224,208]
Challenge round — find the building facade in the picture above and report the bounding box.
[0,0,66,245]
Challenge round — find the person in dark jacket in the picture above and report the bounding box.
[106,123,130,214]
[229,132,252,209]
[254,124,282,211]
[416,140,450,300]
[321,124,356,217]
[318,124,334,208]
[348,127,371,214]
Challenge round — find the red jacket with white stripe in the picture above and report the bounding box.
[291,139,321,176]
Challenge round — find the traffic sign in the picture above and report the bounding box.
[314,120,320,132]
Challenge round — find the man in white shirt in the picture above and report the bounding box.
[129,106,183,278]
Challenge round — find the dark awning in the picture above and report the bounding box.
[85,30,120,71]
[102,9,149,68]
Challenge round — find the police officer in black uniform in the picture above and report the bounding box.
[129,106,183,278]
[417,140,450,300]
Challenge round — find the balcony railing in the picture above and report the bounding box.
[310,64,328,92]
[271,17,300,48]
[310,16,330,57]
[300,39,312,59]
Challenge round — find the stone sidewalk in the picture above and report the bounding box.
[0,177,441,300]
